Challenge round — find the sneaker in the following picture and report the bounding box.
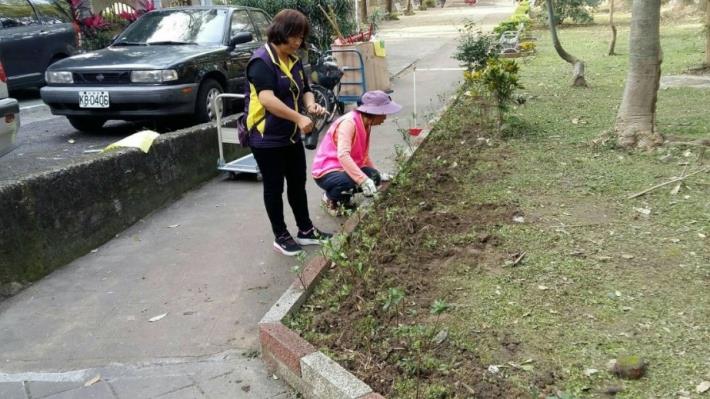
[273,233,303,256]
[296,226,333,246]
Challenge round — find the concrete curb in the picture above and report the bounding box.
[0,118,244,288]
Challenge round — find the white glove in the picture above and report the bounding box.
[360,178,378,197]
[380,172,393,182]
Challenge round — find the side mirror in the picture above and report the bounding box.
[229,32,253,47]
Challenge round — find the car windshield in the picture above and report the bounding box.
[114,9,228,46]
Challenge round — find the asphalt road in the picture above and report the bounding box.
[0,89,188,185]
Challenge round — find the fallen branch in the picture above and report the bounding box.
[461,382,476,395]
[627,166,709,199]
[511,251,527,267]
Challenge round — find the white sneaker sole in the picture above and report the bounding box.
[295,237,324,246]
[272,242,303,256]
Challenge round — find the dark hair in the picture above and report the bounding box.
[267,9,310,48]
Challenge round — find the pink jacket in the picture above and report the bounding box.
[312,111,371,182]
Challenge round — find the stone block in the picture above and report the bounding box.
[262,350,312,398]
[259,287,306,324]
[291,256,328,290]
[300,352,372,399]
[259,323,316,376]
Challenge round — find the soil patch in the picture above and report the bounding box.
[287,112,531,397]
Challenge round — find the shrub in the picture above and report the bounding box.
[534,0,600,25]
[229,0,355,49]
[493,20,520,36]
[453,20,500,72]
[465,59,522,128]
[519,41,536,52]
[515,0,531,15]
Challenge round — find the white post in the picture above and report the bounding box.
[412,66,417,128]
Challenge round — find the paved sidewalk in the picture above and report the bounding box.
[0,2,513,398]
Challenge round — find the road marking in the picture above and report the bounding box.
[0,370,90,383]
[20,103,48,111]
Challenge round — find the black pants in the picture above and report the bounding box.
[251,143,313,238]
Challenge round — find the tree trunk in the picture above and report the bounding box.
[406,0,414,14]
[360,0,368,27]
[545,0,588,86]
[614,0,664,150]
[608,0,617,55]
[386,0,394,14]
[705,0,710,65]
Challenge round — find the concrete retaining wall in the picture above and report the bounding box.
[0,121,244,287]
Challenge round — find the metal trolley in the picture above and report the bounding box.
[213,93,261,179]
[328,48,367,108]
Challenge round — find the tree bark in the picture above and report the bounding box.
[360,0,368,26]
[614,0,664,150]
[545,0,588,86]
[608,0,617,55]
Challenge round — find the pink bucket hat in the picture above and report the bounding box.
[355,90,402,115]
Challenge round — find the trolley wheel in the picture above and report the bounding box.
[229,172,239,180]
[256,173,263,181]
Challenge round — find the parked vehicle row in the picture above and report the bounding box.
[0,0,78,91]
[40,6,271,131]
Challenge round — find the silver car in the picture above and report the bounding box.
[0,58,20,157]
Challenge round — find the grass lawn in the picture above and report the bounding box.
[287,11,709,398]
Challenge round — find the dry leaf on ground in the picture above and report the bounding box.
[84,374,101,387]
[148,313,167,322]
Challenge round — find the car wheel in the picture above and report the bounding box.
[67,116,106,132]
[195,79,223,123]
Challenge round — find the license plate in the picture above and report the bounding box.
[79,91,110,108]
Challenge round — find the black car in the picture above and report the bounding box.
[40,6,270,131]
[0,0,78,91]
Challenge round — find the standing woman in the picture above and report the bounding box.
[244,9,331,256]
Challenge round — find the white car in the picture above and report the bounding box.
[0,58,20,157]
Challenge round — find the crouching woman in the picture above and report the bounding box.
[311,90,402,215]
